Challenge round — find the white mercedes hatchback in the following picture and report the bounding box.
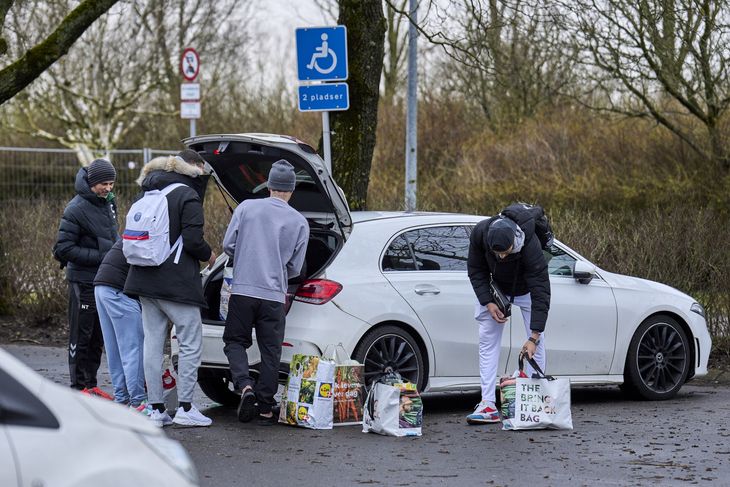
[175,133,711,405]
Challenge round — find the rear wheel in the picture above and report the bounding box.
[197,369,240,407]
[623,315,690,400]
[353,325,426,391]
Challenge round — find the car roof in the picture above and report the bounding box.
[352,210,485,224]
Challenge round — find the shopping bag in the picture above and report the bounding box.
[219,265,233,321]
[362,373,423,437]
[162,354,178,411]
[278,353,336,429]
[500,354,572,431]
[325,344,365,426]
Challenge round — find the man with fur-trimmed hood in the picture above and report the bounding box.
[124,150,216,427]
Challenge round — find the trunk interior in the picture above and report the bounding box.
[201,227,342,323]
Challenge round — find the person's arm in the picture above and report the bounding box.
[179,197,212,262]
[521,238,551,358]
[467,225,493,306]
[285,221,310,279]
[222,206,243,258]
[53,209,105,266]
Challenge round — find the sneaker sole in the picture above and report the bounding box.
[172,417,212,427]
[466,416,501,425]
[237,391,256,423]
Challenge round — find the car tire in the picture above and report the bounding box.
[623,315,690,400]
[353,325,426,391]
[197,370,240,407]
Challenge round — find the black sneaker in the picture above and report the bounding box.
[256,413,277,426]
[237,388,256,423]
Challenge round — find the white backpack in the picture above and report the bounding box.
[122,183,185,266]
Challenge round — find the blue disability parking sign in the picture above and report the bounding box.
[296,26,348,81]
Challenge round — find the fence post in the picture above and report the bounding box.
[143,148,151,164]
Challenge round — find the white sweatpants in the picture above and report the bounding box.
[476,293,546,404]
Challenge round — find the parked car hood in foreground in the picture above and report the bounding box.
[183,133,352,238]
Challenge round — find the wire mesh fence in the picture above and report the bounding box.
[0,147,177,200]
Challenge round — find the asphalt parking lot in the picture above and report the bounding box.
[5,344,730,487]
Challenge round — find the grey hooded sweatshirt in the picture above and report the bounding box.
[223,197,309,303]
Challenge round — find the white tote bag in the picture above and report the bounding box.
[501,355,573,431]
[362,375,422,437]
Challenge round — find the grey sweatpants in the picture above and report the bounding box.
[140,297,202,405]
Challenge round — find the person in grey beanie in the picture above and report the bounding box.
[222,159,309,424]
[53,158,119,398]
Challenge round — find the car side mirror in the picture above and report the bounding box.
[573,261,596,284]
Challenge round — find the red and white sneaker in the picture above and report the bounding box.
[466,400,500,424]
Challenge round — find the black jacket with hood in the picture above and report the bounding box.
[53,167,119,284]
[123,156,212,307]
[467,215,551,332]
[94,240,131,292]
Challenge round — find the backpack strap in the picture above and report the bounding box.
[161,182,186,265]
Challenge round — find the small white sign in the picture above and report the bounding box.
[180,101,201,119]
[181,83,200,101]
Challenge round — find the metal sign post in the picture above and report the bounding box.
[295,26,349,174]
[180,48,201,138]
[405,1,418,212]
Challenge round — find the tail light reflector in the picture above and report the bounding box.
[294,279,343,305]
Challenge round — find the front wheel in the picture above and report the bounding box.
[353,325,426,391]
[623,315,690,400]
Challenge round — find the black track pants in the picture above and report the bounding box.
[223,294,285,414]
[67,281,103,389]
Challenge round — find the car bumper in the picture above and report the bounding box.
[688,312,712,379]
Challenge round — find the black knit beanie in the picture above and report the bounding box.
[87,159,116,186]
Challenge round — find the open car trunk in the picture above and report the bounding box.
[183,133,352,323]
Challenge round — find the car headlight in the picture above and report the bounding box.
[690,302,706,318]
[138,433,198,485]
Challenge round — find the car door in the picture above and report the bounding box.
[382,225,510,378]
[0,428,18,487]
[509,244,618,375]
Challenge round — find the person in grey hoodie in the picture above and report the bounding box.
[222,159,309,424]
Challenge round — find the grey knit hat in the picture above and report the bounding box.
[267,159,296,192]
[87,159,116,186]
[487,218,518,252]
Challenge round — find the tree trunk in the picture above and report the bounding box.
[0,0,118,105]
[329,0,386,210]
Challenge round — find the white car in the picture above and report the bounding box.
[0,348,198,487]
[175,133,711,404]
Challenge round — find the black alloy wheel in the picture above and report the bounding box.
[624,315,690,400]
[353,325,425,391]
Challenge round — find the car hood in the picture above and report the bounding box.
[183,133,352,238]
[601,270,695,303]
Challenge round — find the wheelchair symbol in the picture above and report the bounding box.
[306,33,337,75]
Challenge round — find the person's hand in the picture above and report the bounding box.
[207,250,217,268]
[521,339,536,359]
[486,303,508,323]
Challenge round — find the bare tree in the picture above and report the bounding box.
[0,0,117,105]
[2,0,250,156]
[568,0,730,170]
[428,0,578,130]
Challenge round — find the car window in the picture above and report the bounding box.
[382,234,418,271]
[383,226,470,272]
[543,244,577,277]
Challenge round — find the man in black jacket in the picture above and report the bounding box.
[53,158,119,397]
[124,151,215,427]
[465,214,550,424]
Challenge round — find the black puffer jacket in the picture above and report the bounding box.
[123,157,212,307]
[467,216,551,332]
[52,167,119,283]
[94,240,130,292]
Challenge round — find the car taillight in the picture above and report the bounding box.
[294,279,342,305]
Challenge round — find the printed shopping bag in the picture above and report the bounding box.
[278,353,336,429]
[362,373,423,437]
[323,344,365,426]
[219,265,233,321]
[500,354,572,431]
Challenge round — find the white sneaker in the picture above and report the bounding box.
[466,400,500,424]
[149,408,173,427]
[172,405,212,427]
